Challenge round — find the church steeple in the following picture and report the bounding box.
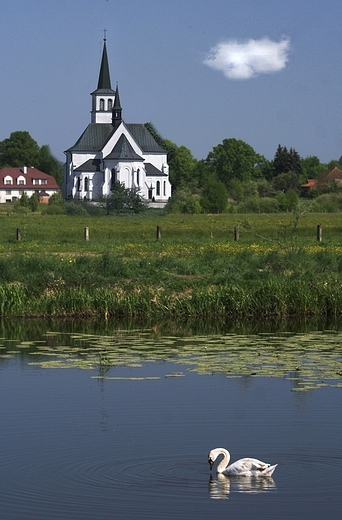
[112,83,122,129]
[97,37,111,90]
[91,34,115,124]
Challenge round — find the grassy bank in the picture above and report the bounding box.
[1,212,342,318]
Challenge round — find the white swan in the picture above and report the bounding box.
[208,448,277,477]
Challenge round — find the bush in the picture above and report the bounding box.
[237,197,260,213]
[312,194,339,212]
[258,197,280,213]
[182,196,201,214]
[42,204,66,215]
[65,201,89,216]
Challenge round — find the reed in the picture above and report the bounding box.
[1,212,342,318]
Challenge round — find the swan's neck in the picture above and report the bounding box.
[216,449,230,473]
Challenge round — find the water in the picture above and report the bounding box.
[0,325,342,519]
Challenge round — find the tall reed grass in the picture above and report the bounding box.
[0,245,342,318]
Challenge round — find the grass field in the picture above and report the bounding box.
[1,212,342,318]
[1,212,342,251]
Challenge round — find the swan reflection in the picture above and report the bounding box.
[209,473,276,499]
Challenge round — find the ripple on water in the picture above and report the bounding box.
[0,448,207,519]
[1,447,342,518]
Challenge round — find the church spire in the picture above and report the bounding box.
[97,35,111,90]
[90,34,115,124]
[112,83,123,129]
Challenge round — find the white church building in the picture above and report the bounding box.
[63,38,171,205]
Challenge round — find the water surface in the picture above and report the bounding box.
[0,326,342,519]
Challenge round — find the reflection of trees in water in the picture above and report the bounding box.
[2,314,341,342]
[1,320,342,390]
[209,473,276,500]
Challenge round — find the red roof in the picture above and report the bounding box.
[301,179,317,188]
[0,167,59,190]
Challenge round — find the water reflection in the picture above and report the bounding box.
[209,474,276,499]
[1,314,342,341]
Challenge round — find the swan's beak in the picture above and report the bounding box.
[208,457,214,470]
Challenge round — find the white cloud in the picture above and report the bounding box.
[203,36,291,80]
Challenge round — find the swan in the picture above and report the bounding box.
[208,448,277,477]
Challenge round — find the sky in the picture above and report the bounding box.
[1,0,342,165]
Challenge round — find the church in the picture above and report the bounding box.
[63,38,171,205]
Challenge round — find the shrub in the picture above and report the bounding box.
[182,196,201,214]
[65,201,89,216]
[42,204,66,215]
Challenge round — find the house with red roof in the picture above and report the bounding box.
[0,166,60,204]
[301,165,342,195]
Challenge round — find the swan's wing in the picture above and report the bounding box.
[225,458,274,476]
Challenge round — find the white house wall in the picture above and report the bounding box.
[0,189,57,204]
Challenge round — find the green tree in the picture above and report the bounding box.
[19,192,30,207]
[103,181,146,215]
[207,138,264,186]
[273,145,302,177]
[300,156,326,180]
[195,159,212,188]
[272,171,301,193]
[200,178,228,213]
[48,191,64,207]
[37,145,63,186]
[0,131,40,167]
[285,189,299,211]
[144,123,197,191]
[29,192,39,212]
[163,139,197,190]
[229,179,259,202]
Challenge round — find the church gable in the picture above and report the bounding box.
[105,134,144,161]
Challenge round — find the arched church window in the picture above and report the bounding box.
[163,181,166,196]
[156,181,160,196]
[84,177,88,191]
[100,99,105,111]
[108,99,113,110]
[137,169,140,187]
[77,177,81,191]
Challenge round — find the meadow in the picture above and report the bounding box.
[1,211,342,319]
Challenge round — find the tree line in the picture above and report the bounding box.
[2,127,342,214]
[144,123,342,213]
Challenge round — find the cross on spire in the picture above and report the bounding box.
[103,28,107,41]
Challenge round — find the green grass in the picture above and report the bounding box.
[1,212,342,318]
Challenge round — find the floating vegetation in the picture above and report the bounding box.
[90,376,161,381]
[0,329,330,391]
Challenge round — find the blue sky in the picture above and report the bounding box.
[1,0,342,165]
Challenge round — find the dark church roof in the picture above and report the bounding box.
[145,163,167,177]
[126,124,166,153]
[66,122,166,155]
[105,134,143,160]
[75,158,101,172]
[66,124,114,152]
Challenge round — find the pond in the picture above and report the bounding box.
[0,320,342,519]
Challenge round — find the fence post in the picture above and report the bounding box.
[84,227,89,241]
[234,226,239,241]
[16,228,21,241]
[317,224,322,242]
[156,226,161,240]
